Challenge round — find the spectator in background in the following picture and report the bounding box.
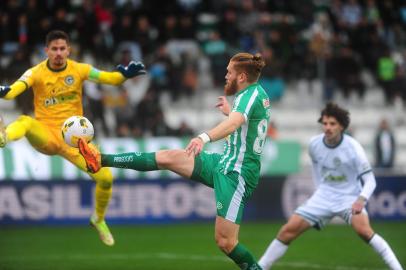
[93,2,115,65]
[258,47,285,102]
[159,15,178,43]
[202,31,228,87]
[377,48,397,105]
[72,0,98,57]
[134,15,158,57]
[266,120,278,140]
[148,44,176,92]
[112,86,137,137]
[83,81,110,137]
[134,88,163,135]
[175,120,194,137]
[334,46,365,101]
[374,118,396,169]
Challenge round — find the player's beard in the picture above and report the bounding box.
[53,57,65,67]
[224,78,238,96]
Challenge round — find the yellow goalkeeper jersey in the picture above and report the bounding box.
[18,59,91,127]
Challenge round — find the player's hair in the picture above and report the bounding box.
[45,30,70,46]
[318,102,350,130]
[230,52,266,82]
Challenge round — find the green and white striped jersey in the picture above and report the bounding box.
[219,82,271,190]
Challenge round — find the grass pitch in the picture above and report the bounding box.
[0,221,405,270]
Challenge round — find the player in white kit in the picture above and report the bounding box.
[259,102,403,270]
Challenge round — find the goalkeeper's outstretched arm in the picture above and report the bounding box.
[89,61,146,86]
[0,81,28,100]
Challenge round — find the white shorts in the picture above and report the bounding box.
[295,189,368,230]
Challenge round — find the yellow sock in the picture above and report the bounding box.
[94,184,112,221]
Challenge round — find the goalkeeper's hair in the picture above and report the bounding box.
[318,102,350,130]
[230,52,266,83]
[46,30,70,46]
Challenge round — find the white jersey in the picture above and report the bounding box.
[309,133,372,198]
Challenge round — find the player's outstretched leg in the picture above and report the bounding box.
[0,116,7,148]
[78,138,101,173]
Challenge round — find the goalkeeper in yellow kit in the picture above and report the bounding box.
[0,30,146,246]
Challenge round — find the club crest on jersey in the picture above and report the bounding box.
[64,75,74,85]
[262,98,270,108]
[333,157,341,167]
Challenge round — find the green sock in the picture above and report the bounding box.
[228,243,262,270]
[101,152,158,171]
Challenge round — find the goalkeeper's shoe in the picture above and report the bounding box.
[78,138,101,173]
[0,116,7,148]
[90,214,115,246]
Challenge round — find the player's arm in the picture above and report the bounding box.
[185,112,245,156]
[0,80,30,100]
[1,67,37,99]
[215,96,231,116]
[88,61,146,86]
[352,171,376,215]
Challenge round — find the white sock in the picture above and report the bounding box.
[369,234,403,270]
[258,239,288,270]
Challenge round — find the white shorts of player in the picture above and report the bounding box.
[295,188,368,230]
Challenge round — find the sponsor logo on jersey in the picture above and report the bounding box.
[325,174,347,182]
[64,75,74,85]
[216,201,223,210]
[44,93,77,107]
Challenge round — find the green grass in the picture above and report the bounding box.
[0,222,405,270]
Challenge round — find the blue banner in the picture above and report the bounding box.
[367,176,406,220]
[0,176,404,225]
[0,179,216,225]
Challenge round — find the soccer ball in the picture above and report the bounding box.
[61,116,94,147]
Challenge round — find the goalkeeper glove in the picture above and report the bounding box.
[0,85,11,98]
[116,61,147,78]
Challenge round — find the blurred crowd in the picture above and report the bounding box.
[1,0,406,137]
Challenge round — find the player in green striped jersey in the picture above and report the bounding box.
[79,52,271,269]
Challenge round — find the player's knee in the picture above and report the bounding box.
[97,179,112,189]
[215,235,236,254]
[17,115,30,121]
[16,115,33,126]
[93,170,113,189]
[356,227,374,241]
[156,150,176,169]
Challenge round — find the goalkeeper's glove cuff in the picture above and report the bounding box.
[116,61,147,78]
[0,85,11,98]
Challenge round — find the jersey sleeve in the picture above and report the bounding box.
[4,68,35,99]
[18,68,36,88]
[231,89,259,122]
[83,63,126,85]
[308,136,318,162]
[352,140,372,176]
[77,63,92,81]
